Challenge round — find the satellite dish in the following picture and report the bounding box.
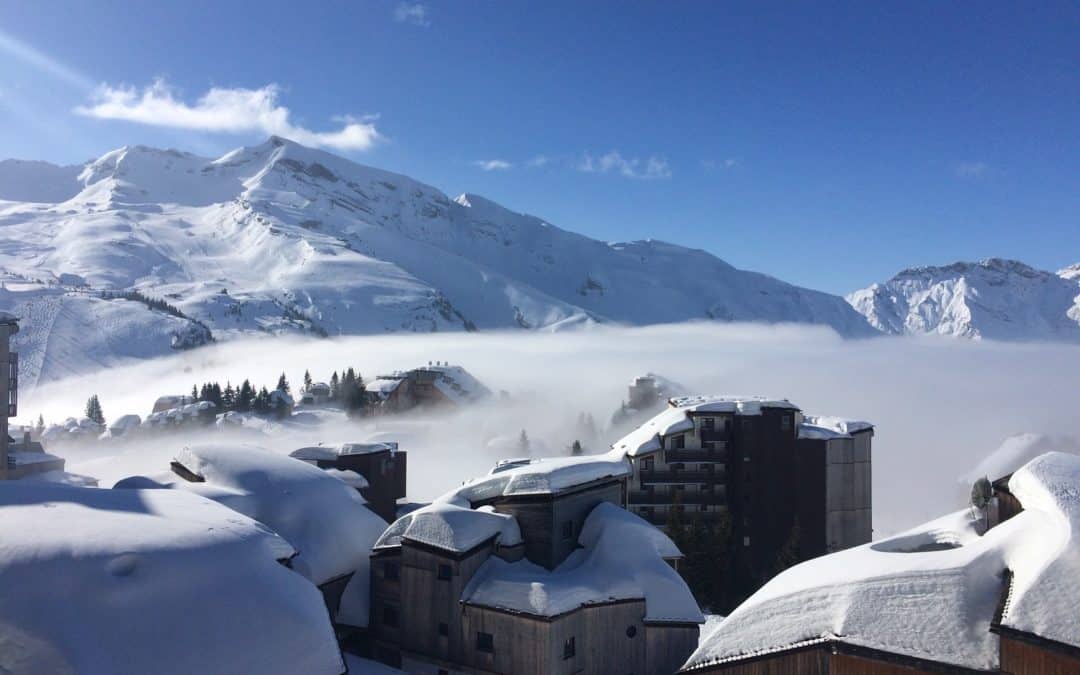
[971,476,993,511]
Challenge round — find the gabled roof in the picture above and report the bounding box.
[683,452,1080,672]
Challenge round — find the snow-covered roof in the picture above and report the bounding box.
[613,396,799,458]
[683,451,1080,672]
[269,388,294,407]
[455,451,632,500]
[323,468,369,490]
[0,310,17,326]
[800,415,873,437]
[374,502,522,553]
[290,442,397,461]
[463,502,703,623]
[115,444,386,586]
[366,377,403,396]
[107,413,142,432]
[0,482,344,675]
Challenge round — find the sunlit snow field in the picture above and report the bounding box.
[18,321,1080,536]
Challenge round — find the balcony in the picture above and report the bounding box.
[664,449,726,463]
[633,507,731,526]
[629,490,725,506]
[639,468,726,484]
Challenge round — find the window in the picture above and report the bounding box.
[642,457,654,471]
[672,435,686,449]
[382,604,398,627]
[743,536,751,547]
[476,631,495,653]
[384,561,399,580]
[438,622,449,637]
[563,637,576,659]
[675,484,685,491]
[438,670,449,675]
[626,625,637,638]
[437,563,452,581]
[561,520,574,541]
[701,417,715,431]
[781,414,792,432]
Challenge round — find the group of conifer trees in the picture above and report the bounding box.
[187,367,369,419]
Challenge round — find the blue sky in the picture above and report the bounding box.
[1,1,1077,294]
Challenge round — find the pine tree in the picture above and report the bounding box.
[85,395,105,425]
[571,439,583,455]
[276,372,290,393]
[329,371,340,400]
[35,414,45,436]
[303,369,312,391]
[238,379,254,412]
[518,429,530,453]
[191,384,199,402]
[222,382,235,410]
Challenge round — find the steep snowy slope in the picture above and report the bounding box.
[847,259,1080,341]
[0,137,874,384]
[0,159,82,203]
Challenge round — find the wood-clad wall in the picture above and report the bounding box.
[689,647,828,674]
[999,635,1080,675]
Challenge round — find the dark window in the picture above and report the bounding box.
[561,520,574,540]
[438,670,449,675]
[384,561,399,580]
[701,417,715,431]
[626,625,638,638]
[673,435,686,449]
[382,604,398,627]
[438,622,449,637]
[642,458,654,471]
[476,631,494,653]
[437,563,452,581]
[781,414,792,431]
[563,636,576,659]
[675,483,685,491]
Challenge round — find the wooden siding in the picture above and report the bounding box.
[646,623,701,675]
[999,634,1080,675]
[491,480,624,570]
[831,652,944,675]
[688,645,828,674]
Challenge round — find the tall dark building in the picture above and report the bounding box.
[613,396,873,576]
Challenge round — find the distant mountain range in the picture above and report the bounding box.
[0,138,1076,386]
[847,258,1080,341]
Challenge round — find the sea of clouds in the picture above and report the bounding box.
[18,321,1080,536]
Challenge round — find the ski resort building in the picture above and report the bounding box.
[301,382,332,406]
[365,451,704,674]
[0,312,16,480]
[290,442,407,522]
[365,363,489,414]
[613,396,874,576]
[681,452,1080,675]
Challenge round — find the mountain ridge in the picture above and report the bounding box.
[0,136,876,386]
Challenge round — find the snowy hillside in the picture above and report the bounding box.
[847,258,1080,342]
[0,137,874,384]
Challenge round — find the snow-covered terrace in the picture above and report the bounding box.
[290,441,398,462]
[683,451,1080,672]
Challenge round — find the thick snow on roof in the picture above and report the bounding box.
[684,452,1080,671]
[290,442,397,461]
[323,468,370,490]
[117,444,386,585]
[456,451,632,499]
[426,364,491,403]
[613,396,799,457]
[374,502,522,553]
[365,377,403,396]
[463,502,703,623]
[801,415,874,437]
[0,482,344,675]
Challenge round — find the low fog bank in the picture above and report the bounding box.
[19,322,1080,536]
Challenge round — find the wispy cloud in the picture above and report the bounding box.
[0,28,94,90]
[526,155,549,168]
[955,161,989,178]
[578,151,671,179]
[394,2,431,26]
[74,79,382,151]
[473,159,512,171]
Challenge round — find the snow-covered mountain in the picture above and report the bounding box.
[0,137,875,386]
[847,258,1080,341]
